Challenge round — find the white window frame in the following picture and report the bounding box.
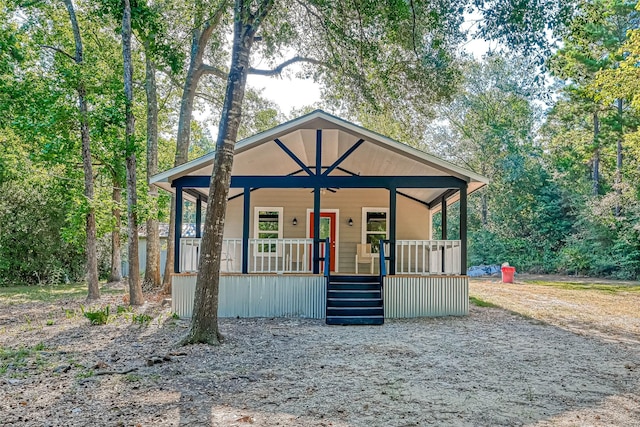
[253,207,284,255]
[362,207,389,251]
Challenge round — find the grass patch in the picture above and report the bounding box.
[469,296,499,308]
[76,369,94,379]
[124,373,142,382]
[0,283,121,304]
[525,280,640,294]
[0,342,48,375]
[81,305,110,325]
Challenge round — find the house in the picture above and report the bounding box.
[151,110,488,324]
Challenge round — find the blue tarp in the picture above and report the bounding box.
[467,265,501,277]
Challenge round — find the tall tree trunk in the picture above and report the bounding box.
[615,98,623,216]
[144,46,161,288]
[123,0,143,305]
[162,196,175,293]
[481,193,488,226]
[109,178,122,282]
[162,3,226,292]
[480,164,488,225]
[183,0,274,345]
[63,0,99,300]
[592,111,600,197]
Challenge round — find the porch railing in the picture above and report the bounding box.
[179,238,320,274]
[179,238,242,273]
[395,240,461,275]
[180,238,461,275]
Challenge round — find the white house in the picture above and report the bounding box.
[151,110,488,324]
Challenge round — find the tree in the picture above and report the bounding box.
[122,0,144,305]
[549,0,639,197]
[62,0,100,300]
[427,54,572,271]
[182,0,273,345]
[162,0,230,293]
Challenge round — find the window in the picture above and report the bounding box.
[362,208,388,253]
[254,207,283,253]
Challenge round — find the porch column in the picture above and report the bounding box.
[174,184,183,273]
[242,187,250,274]
[459,184,468,275]
[313,129,322,274]
[195,195,202,238]
[441,195,447,240]
[389,187,397,275]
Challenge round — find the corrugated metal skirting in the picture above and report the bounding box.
[172,274,326,319]
[384,276,469,318]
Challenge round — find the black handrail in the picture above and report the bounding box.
[319,237,330,322]
[379,239,391,280]
[379,239,387,278]
[323,237,330,278]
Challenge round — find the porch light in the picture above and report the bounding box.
[292,217,297,226]
[348,218,353,226]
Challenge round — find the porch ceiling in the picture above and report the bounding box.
[151,110,488,206]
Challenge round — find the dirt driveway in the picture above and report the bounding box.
[1,278,640,426]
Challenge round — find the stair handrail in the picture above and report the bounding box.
[321,237,330,321]
[379,239,389,312]
[379,239,389,279]
[323,237,330,278]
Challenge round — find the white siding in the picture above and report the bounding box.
[172,274,325,318]
[384,275,468,317]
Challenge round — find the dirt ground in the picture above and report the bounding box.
[1,277,640,426]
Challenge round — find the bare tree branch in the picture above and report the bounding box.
[40,45,76,62]
[248,56,322,76]
[200,64,228,79]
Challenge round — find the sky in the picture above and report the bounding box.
[244,28,492,116]
[247,73,322,114]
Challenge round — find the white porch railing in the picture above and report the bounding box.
[249,238,317,273]
[395,240,461,275]
[180,238,242,273]
[181,238,460,275]
[179,238,321,274]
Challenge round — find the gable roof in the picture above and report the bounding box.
[151,110,488,208]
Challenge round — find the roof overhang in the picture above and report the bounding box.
[151,110,488,208]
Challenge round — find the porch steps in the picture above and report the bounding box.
[326,275,383,325]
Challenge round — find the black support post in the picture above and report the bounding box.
[313,129,322,274]
[242,187,250,274]
[174,185,183,274]
[195,195,202,238]
[459,184,468,275]
[389,187,397,275]
[441,195,447,240]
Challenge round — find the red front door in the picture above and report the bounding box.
[309,212,336,271]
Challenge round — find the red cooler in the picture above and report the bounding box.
[501,266,516,283]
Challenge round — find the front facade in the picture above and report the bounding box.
[152,111,487,322]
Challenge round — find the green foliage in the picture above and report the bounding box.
[116,305,132,315]
[81,305,110,325]
[469,296,499,308]
[76,369,95,379]
[0,342,47,375]
[132,313,152,325]
[0,175,86,286]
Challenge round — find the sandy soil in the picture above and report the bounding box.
[1,278,639,426]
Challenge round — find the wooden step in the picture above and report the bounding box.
[326,315,384,325]
[325,274,384,326]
